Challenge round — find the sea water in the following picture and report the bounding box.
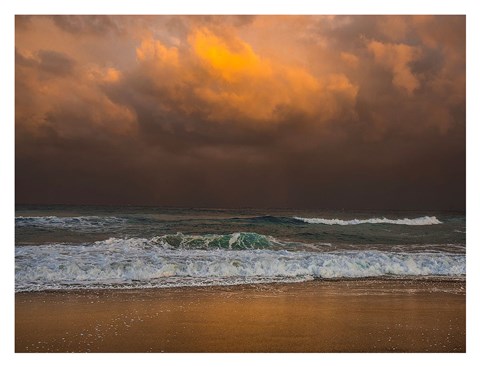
[15,206,466,292]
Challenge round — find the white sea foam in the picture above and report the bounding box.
[15,235,465,292]
[293,216,442,226]
[15,215,125,229]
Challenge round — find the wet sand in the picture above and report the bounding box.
[15,279,465,353]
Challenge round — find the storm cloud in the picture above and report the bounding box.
[15,16,465,209]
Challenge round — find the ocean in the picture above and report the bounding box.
[15,205,466,292]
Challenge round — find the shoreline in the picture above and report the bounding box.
[14,275,467,295]
[15,278,466,353]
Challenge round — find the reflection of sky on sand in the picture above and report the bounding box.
[15,280,466,352]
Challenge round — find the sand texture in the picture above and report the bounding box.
[15,279,465,353]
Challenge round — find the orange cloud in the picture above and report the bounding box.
[86,66,122,83]
[136,37,179,66]
[377,16,408,41]
[14,16,466,210]
[340,52,359,69]
[16,51,136,137]
[190,27,272,83]
[131,27,358,124]
[368,40,421,94]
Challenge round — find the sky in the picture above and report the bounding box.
[15,15,465,210]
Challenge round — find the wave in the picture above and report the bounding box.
[15,214,443,229]
[15,234,465,292]
[143,232,278,250]
[240,215,300,224]
[15,216,125,229]
[293,216,442,226]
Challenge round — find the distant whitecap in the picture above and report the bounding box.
[293,216,442,226]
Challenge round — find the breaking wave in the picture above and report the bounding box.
[15,233,464,292]
[15,216,125,229]
[293,216,442,226]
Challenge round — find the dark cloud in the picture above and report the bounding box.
[37,50,75,76]
[51,15,123,36]
[15,15,34,30]
[15,15,465,210]
[231,15,256,27]
[16,48,75,77]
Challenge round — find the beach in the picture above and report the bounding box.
[13,13,468,356]
[15,278,466,353]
